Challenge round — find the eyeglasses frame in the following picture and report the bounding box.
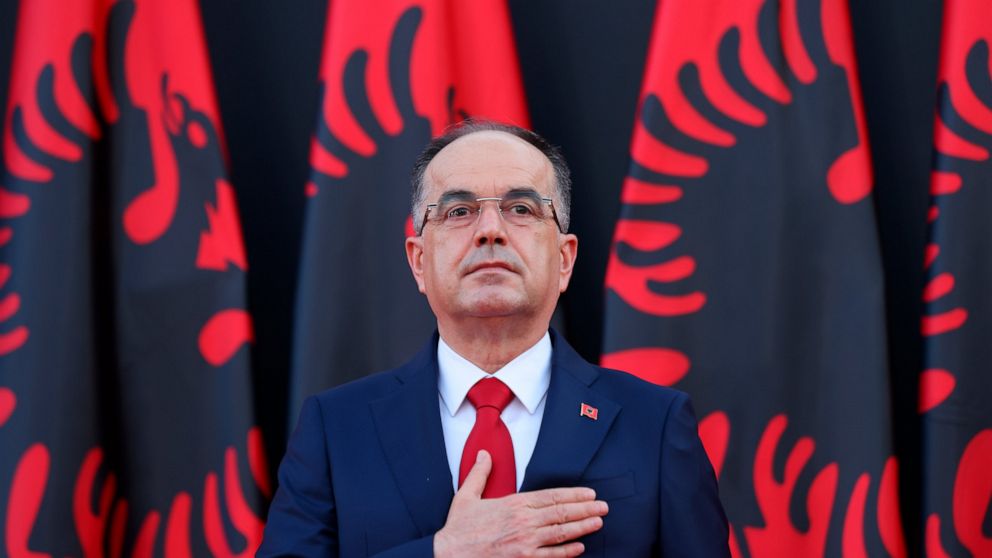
[420,194,564,236]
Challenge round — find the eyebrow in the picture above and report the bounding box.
[434,187,544,205]
[503,188,544,199]
[434,190,476,205]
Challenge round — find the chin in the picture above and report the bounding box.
[468,302,520,317]
[461,291,527,318]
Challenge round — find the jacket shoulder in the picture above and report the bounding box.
[550,328,687,408]
[308,367,407,411]
[591,364,689,408]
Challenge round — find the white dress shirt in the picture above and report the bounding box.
[437,332,552,492]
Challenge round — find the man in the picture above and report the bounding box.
[259,121,729,556]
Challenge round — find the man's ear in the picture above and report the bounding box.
[558,233,578,293]
[405,235,427,294]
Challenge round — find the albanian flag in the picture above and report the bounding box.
[291,0,529,408]
[0,0,267,554]
[921,0,992,555]
[602,0,906,555]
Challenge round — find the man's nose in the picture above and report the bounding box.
[474,200,507,246]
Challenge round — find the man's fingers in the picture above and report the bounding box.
[455,450,492,499]
[522,486,597,508]
[535,542,586,557]
[535,515,604,546]
[534,500,608,527]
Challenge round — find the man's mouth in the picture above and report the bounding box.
[467,261,515,274]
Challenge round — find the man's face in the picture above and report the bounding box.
[405,131,578,326]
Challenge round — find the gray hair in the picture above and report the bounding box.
[410,120,572,234]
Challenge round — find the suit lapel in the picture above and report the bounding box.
[521,331,620,492]
[369,334,454,537]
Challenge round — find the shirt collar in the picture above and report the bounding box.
[437,332,552,417]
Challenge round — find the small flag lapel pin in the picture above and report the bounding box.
[580,403,599,420]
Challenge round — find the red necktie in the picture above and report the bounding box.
[458,377,516,498]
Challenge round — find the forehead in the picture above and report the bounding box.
[424,130,554,197]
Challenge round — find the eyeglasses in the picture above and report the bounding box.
[421,191,564,235]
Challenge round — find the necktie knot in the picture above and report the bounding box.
[467,377,514,412]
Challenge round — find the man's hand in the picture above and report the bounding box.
[433,450,608,557]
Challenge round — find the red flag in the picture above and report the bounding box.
[291,0,529,408]
[921,1,992,555]
[0,0,265,554]
[602,0,904,555]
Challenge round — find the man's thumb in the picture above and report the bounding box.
[458,450,492,499]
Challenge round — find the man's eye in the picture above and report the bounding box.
[446,206,473,219]
[508,204,535,215]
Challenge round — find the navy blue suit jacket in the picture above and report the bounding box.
[259,331,729,557]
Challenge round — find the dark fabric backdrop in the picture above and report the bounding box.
[0,0,942,543]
